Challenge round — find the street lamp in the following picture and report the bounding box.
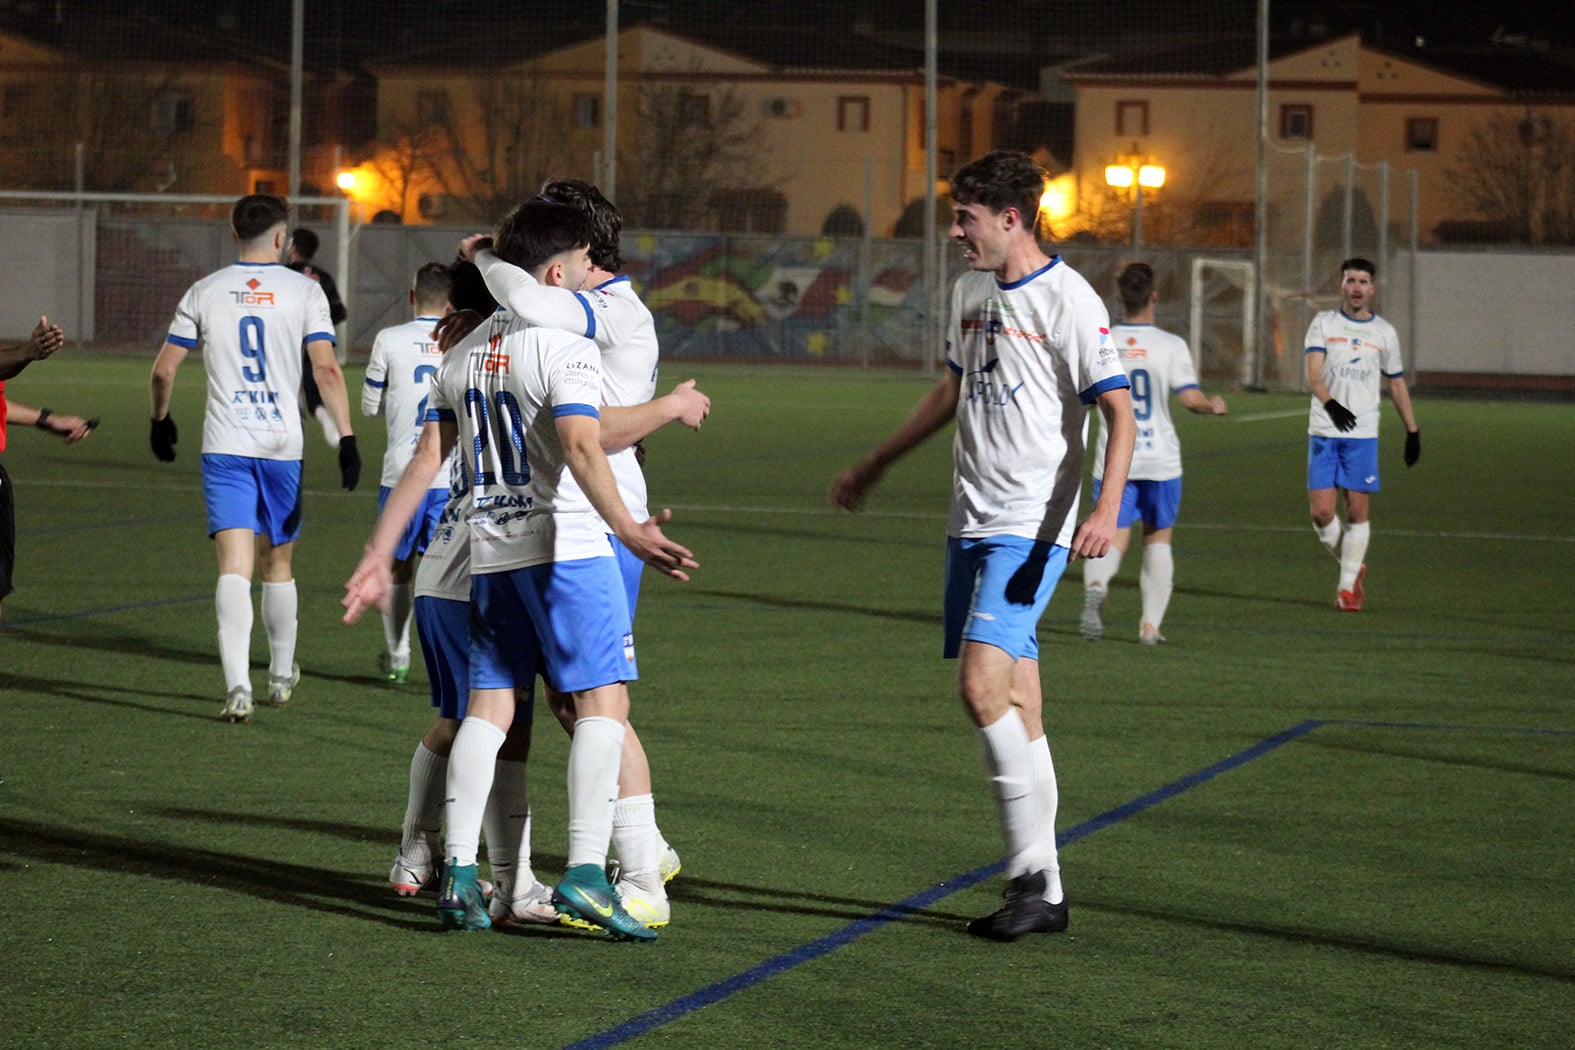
[1105,158,1166,248]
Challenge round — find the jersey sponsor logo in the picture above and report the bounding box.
[960,318,1046,344]
[623,631,635,663]
[230,289,276,306]
[1326,335,1350,346]
[481,350,510,374]
[231,389,280,405]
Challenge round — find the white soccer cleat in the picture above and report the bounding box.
[658,845,682,885]
[488,875,559,926]
[1080,587,1105,641]
[266,663,301,707]
[615,882,671,928]
[1139,623,1166,646]
[389,854,434,896]
[221,685,254,723]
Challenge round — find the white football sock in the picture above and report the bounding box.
[401,742,446,863]
[444,717,505,867]
[1340,521,1371,591]
[977,708,1050,879]
[383,583,413,664]
[483,758,534,886]
[612,793,663,894]
[1315,518,1343,559]
[1027,735,1064,904]
[1140,543,1175,633]
[1083,546,1122,593]
[215,574,253,692]
[566,716,625,869]
[259,579,297,678]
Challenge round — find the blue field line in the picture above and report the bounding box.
[565,718,1329,1050]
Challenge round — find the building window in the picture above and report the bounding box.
[151,93,194,135]
[838,96,870,133]
[1280,104,1313,140]
[1116,100,1149,137]
[573,94,601,129]
[416,89,449,127]
[1405,117,1438,152]
[679,92,710,128]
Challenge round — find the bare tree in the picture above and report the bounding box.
[4,71,187,192]
[618,81,767,231]
[1448,109,1575,245]
[363,122,445,221]
[429,69,576,225]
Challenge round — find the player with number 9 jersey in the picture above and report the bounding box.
[165,261,335,460]
[1091,322,1198,483]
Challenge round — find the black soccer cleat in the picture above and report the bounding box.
[966,869,1069,941]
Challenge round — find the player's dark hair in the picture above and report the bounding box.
[1340,257,1376,279]
[290,227,320,260]
[1117,262,1156,315]
[412,261,453,309]
[446,260,497,315]
[948,151,1046,237]
[540,178,622,273]
[232,194,289,243]
[492,200,593,274]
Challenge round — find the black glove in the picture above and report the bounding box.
[338,434,361,490]
[150,415,178,461]
[1323,398,1357,432]
[1404,429,1420,467]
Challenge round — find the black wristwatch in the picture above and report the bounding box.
[34,407,52,430]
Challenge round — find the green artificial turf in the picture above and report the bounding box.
[1,357,1569,1048]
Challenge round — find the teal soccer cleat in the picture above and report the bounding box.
[436,861,492,931]
[553,863,656,942]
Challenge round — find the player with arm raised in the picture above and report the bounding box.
[831,151,1135,941]
[460,178,706,929]
[149,194,360,723]
[362,262,453,685]
[1081,262,1227,644]
[1304,257,1420,611]
[345,200,694,940]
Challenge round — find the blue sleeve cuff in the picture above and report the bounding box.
[166,334,198,349]
[947,358,963,376]
[552,402,600,419]
[1305,347,1326,356]
[364,377,387,390]
[1079,373,1131,405]
[427,408,457,423]
[305,330,337,345]
[577,293,596,340]
[1175,383,1200,394]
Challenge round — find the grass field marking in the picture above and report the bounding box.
[565,719,1328,1050]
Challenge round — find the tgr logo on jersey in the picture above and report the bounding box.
[481,350,509,374]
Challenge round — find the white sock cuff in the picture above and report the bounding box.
[460,716,507,746]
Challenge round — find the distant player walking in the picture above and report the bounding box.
[1303,257,1420,611]
[150,194,361,722]
[1081,262,1227,644]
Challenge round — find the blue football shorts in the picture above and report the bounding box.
[1092,476,1183,531]
[1308,436,1380,493]
[942,535,1069,661]
[201,454,302,543]
[609,534,644,621]
[414,593,531,725]
[469,555,636,695]
[379,485,448,562]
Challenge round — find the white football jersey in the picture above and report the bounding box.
[413,461,472,602]
[1093,323,1199,482]
[363,316,449,489]
[477,252,658,520]
[1304,310,1404,439]
[165,262,335,460]
[946,257,1129,546]
[429,308,610,574]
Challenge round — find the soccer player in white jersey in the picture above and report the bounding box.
[831,151,1136,941]
[343,200,695,941]
[1082,262,1227,645]
[361,262,454,684]
[461,178,708,929]
[149,194,360,723]
[1304,257,1420,611]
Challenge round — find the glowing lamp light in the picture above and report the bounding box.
[1104,164,1135,189]
[336,170,359,193]
[1138,164,1167,189]
[1038,174,1077,224]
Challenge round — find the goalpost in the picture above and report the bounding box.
[0,191,351,345]
[1189,257,1257,389]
